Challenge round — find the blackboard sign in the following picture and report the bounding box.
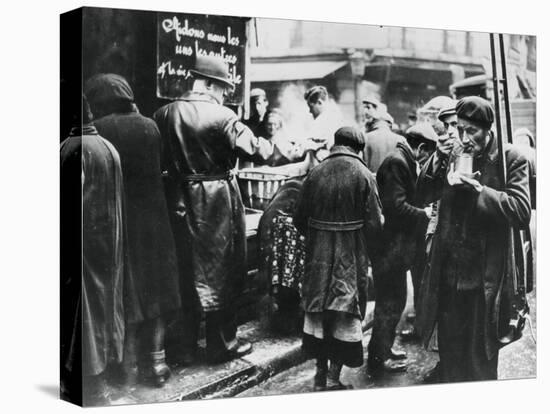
[156,12,248,105]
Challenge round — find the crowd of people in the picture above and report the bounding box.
[61,55,536,403]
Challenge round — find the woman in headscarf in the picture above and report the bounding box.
[85,74,181,387]
[61,95,127,405]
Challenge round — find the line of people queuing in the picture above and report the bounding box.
[60,55,535,403]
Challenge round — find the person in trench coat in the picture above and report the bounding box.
[61,96,128,405]
[416,96,531,382]
[153,56,278,364]
[294,126,383,391]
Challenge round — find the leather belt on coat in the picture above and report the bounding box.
[308,218,364,231]
[181,170,236,182]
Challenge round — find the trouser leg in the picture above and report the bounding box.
[314,357,328,389]
[368,267,407,364]
[466,290,498,381]
[178,278,201,360]
[121,323,138,383]
[438,288,497,382]
[141,316,166,353]
[205,310,238,359]
[180,305,200,354]
[327,359,344,387]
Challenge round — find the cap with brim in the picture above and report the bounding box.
[420,96,455,113]
[437,106,457,121]
[405,123,438,143]
[190,55,234,89]
[250,88,266,99]
[362,96,381,107]
[379,110,394,124]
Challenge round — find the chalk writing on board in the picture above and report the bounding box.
[156,13,247,103]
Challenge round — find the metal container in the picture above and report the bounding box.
[454,153,473,175]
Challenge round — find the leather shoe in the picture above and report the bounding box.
[382,358,407,372]
[207,341,253,364]
[368,358,407,375]
[423,363,440,384]
[326,382,353,391]
[400,327,419,341]
[389,348,407,360]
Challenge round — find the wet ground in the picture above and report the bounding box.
[238,292,537,398]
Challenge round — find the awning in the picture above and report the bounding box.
[250,60,348,82]
[364,57,484,86]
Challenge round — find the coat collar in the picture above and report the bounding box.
[180,91,222,105]
[69,124,98,137]
[326,146,368,167]
[366,119,389,133]
[480,131,498,164]
[396,141,417,172]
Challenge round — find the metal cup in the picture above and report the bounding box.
[454,154,473,175]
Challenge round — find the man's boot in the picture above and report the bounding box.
[326,360,352,390]
[313,358,328,391]
[149,350,171,387]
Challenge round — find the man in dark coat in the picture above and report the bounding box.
[362,96,407,173]
[154,56,275,364]
[85,74,181,386]
[294,126,383,391]
[366,123,436,374]
[60,96,127,405]
[416,96,531,382]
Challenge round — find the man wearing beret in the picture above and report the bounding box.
[416,96,531,382]
[366,123,436,374]
[294,127,383,390]
[362,96,407,173]
[154,56,276,364]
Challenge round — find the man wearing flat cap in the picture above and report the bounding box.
[154,55,276,364]
[294,126,383,391]
[366,123,437,374]
[362,96,406,173]
[414,99,459,382]
[416,96,531,382]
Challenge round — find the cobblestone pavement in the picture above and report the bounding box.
[238,292,537,398]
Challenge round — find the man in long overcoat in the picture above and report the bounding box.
[366,123,436,374]
[153,56,275,364]
[416,96,531,382]
[294,126,383,391]
[85,74,181,386]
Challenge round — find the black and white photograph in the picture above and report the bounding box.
[57,2,540,408]
[4,1,547,412]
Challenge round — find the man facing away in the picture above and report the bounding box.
[61,95,127,405]
[154,56,276,364]
[362,96,406,173]
[294,127,384,391]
